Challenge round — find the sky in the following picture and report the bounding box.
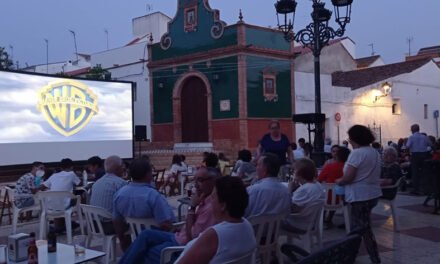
[1,0,440,67]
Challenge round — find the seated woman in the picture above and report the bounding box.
[175,176,257,264]
[381,146,403,200]
[218,153,230,175]
[282,158,325,233]
[318,147,350,226]
[231,150,256,184]
[318,147,350,184]
[323,145,340,166]
[432,142,440,161]
[170,154,187,175]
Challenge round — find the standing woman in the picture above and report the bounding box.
[257,120,293,174]
[336,125,382,264]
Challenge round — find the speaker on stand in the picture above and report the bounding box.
[135,125,147,158]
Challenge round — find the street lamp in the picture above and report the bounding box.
[275,0,354,153]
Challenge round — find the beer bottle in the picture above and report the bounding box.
[47,231,57,253]
[27,232,38,264]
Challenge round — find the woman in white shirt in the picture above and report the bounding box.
[170,154,187,175]
[336,125,382,264]
[175,176,256,264]
[283,158,325,233]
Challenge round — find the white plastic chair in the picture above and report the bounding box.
[380,177,404,232]
[281,203,324,253]
[37,191,80,244]
[80,204,115,264]
[125,217,156,242]
[5,186,41,234]
[248,213,285,264]
[322,183,351,234]
[160,246,255,264]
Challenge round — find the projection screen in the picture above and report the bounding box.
[0,70,134,166]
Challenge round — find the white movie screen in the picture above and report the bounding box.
[0,71,133,166]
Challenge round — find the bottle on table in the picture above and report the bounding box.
[27,232,38,264]
[47,231,57,253]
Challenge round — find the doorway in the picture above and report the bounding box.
[181,77,209,142]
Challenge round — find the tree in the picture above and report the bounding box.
[85,65,111,80]
[0,47,13,70]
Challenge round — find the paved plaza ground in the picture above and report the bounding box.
[1,192,439,263]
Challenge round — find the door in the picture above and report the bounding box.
[181,77,209,142]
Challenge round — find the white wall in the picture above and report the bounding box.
[91,42,148,69]
[294,39,358,74]
[132,12,171,41]
[107,63,151,139]
[294,61,440,146]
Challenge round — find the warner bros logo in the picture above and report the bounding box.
[37,80,99,137]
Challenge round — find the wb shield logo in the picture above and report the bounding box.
[37,80,99,137]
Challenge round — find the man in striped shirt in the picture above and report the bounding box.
[90,155,128,233]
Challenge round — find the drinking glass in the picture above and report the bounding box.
[73,235,87,256]
[0,245,6,264]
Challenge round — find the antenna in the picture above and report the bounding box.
[104,29,109,50]
[69,30,79,61]
[368,43,375,56]
[44,39,49,73]
[406,36,414,56]
[8,45,13,62]
[146,4,153,13]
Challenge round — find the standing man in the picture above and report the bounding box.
[406,124,432,195]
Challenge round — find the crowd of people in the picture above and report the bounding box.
[11,121,440,264]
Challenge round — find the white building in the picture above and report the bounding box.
[83,12,170,140]
[294,39,440,145]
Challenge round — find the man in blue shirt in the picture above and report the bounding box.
[406,124,432,195]
[245,153,291,218]
[113,159,175,251]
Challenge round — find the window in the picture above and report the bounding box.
[262,67,278,102]
[264,78,275,94]
[392,99,401,115]
[184,7,198,32]
[424,104,428,119]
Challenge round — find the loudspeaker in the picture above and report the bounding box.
[135,125,147,141]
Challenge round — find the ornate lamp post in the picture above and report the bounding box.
[275,0,353,152]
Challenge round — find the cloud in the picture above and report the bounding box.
[0,123,52,143]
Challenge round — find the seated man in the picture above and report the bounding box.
[119,167,219,264]
[40,158,81,231]
[113,159,176,251]
[14,162,45,219]
[41,158,81,199]
[283,158,325,233]
[90,155,128,233]
[87,156,105,180]
[244,153,290,218]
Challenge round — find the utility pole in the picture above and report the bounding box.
[368,43,375,56]
[44,39,49,74]
[407,37,414,56]
[104,29,109,50]
[69,30,79,61]
[8,45,13,64]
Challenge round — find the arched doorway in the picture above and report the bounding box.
[181,76,209,142]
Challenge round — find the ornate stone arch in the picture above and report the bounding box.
[172,70,213,143]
